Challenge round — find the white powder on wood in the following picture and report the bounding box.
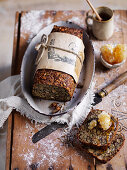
[21,10,53,42]
[62,11,74,17]
[114,14,127,32]
[19,123,70,168]
[20,11,86,43]
[68,16,85,27]
[19,121,88,168]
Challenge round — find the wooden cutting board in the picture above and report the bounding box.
[6,10,127,170]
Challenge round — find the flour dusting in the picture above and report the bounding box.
[114,14,127,32]
[95,84,127,111]
[21,10,53,42]
[19,123,69,168]
[18,120,89,168]
[20,149,35,165]
[20,11,86,42]
[68,16,85,27]
[114,14,121,32]
[62,11,74,17]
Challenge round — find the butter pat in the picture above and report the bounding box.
[88,120,97,130]
[98,111,111,130]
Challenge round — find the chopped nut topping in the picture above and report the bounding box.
[88,120,97,130]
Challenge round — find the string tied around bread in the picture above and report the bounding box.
[35,34,83,66]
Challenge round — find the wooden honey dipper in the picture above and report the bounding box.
[86,0,102,21]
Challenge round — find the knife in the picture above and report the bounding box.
[32,122,67,143]
[32,71,127,143]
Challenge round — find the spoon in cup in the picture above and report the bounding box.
[86,0,102,21]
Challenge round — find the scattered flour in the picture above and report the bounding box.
[95,84,127,110]
[20,11,86,43]
[62,11,74,17]
[19,124,70,168]
[20,149,35,165]
[21,10,53,42]
[68,16,85,28]
[18,121,88,168]
[114,14,121,32]
[114,14,127,32]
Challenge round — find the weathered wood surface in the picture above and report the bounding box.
[6,10,127,170]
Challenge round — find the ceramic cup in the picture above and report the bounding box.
[86,6,114,40]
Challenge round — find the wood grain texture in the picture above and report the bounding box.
[5,11,20,170]
[6,10,127,170]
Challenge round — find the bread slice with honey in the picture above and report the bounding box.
[77,109,118,150]
[87,133,125,163]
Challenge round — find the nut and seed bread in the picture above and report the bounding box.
[32,69,76,101]
[32,26,83,102]
[77,109,118,149]
[87,133,125,163]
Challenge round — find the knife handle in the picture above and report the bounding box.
[98,71,127,98]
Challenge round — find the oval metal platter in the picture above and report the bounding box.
[21,21,95,116]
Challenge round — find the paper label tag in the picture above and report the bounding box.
[36,32,85,83]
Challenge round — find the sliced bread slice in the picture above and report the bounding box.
[77,109,118,149]
[87,133,125,163]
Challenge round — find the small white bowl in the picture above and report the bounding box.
[100,54,126,69]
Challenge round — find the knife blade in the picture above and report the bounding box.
[32,122,67,143]
[32,71,127,143]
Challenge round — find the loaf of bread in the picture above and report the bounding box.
[32,25,84,102]
[87,133,125,163]
[77,109,118,149]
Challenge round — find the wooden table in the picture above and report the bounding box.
[6,10,127,170]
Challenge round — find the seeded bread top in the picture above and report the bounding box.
[51,25,83,40]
